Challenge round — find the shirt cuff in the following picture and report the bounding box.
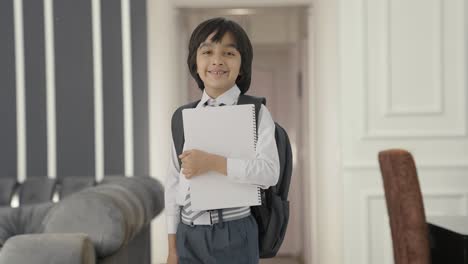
[166,214,180,234]
[227,158,246,182]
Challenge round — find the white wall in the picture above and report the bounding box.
[147,0,183,262]
[340,0,468,263]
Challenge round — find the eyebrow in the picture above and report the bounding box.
[198,42,238,49]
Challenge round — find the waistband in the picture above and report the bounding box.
[180,207,251,226]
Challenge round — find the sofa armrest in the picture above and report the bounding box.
[42,176,164,258]
[0,233,96,264]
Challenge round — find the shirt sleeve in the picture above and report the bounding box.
[226,105,280,189]
[164,141,181,234]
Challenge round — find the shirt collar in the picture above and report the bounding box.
[197,85,241,108]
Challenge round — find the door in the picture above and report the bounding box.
[250,44,303,257]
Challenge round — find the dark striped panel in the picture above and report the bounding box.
[55,0,95,177]
[0,0,17,178]
[24,0,48,177]
[102,0,125,175]
[131,0,149,176]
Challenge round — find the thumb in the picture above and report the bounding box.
[179,150,191,159]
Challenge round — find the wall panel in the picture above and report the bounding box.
[24,0,47,177]
[0,0,18,178]
[54,0,95,176]
[102,0,125,176]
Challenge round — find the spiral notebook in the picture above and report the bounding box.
[182,104,261,211]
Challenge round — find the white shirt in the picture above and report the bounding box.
[164,85,280,234]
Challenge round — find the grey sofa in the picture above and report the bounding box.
[0,176,164,264]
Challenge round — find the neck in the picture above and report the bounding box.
[204,86,230,99]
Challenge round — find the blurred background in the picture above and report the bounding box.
[2,0,467,263]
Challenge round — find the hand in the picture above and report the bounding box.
[167,252,178,264]
[167,234,178,264]
[179,149,213,179]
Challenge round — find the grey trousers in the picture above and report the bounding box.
[176,215,259,264]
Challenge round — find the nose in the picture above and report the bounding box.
[211,53,224,65]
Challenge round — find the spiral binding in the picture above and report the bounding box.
[251,104,262,204]
[252,105,258,151]
[257,187,262,204]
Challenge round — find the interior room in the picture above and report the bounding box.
[1,0,466,263]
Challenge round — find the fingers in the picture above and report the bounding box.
[181,160,194,178]
[181,168,194,179]
[179,150,192,160]
[179,149,200,179]
[181,160,190,170]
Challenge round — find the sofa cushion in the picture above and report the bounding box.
[59,176,95,198]
[0,207,15,247]
[0,202,53,247]
[0,179,16,207]
[19,177,56,205]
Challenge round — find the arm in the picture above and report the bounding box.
[165,141,181,257]
[167,234,178,264]
[225,105,280,188]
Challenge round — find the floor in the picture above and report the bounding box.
[161,257,300,264]
[260,257,301,264]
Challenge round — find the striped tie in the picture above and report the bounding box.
[181,100,225,224]
[205,99,225,107]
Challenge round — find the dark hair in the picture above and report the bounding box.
[187,17,253,94]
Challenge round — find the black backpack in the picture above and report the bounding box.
[171,94,293,258]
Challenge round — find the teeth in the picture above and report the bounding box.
[210,71,225,75]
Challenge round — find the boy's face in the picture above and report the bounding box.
[196,32,241,96]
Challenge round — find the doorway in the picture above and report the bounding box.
[180,7,308,263]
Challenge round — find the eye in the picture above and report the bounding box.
[202,50,212,55]
[225,51,236,56]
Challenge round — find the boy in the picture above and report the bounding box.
[165,17,279,264]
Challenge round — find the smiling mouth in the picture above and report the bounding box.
[208,70,228,76]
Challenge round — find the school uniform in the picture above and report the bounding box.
[165,85,280,264]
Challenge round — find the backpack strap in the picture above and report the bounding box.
[237,94,266,135]
[171,100,200,168]
[237,95,272,195]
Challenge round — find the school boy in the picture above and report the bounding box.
[165,17,280,264]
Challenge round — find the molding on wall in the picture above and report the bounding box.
[361,129,467,139]
[344,161,468,170]
[44,0,57,179]
[362,190,468,263]
[383,0,444,116]
[92,0,104,182]
[360,0,466,139]
[122,0,134,177]
[14,0,26,183]
[44,0,56,179]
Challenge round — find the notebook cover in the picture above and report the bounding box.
[182,104,261,210]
